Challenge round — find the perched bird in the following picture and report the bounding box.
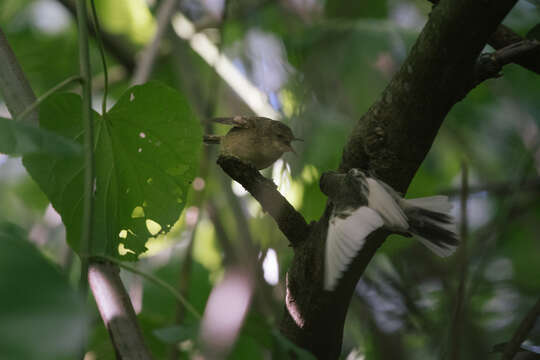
[203,116,302,170]
[321,168,458,291]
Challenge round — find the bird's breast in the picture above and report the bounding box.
[221,128,283,169]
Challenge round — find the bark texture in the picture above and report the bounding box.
[216,0,528,358]
[280,0,520,358]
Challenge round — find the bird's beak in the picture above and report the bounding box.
[286,143,297,155]
[286,138,302,155]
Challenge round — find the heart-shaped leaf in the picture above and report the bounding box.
[23,81,202,259]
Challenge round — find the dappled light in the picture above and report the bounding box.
[1,0,539,358]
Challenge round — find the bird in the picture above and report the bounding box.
[321,168,459,291]
[203,116,302,170]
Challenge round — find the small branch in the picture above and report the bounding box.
[428,0,540,75]
[502,297,540,360]
[217,156,310,247]
[88,262,153,359]
[448,163,469,360]
[475,40,540,84]
[89,0,109,115]
[75,0,95,297]
[131,0,177,85]
[489,24,540,75]
[0,27,37,124]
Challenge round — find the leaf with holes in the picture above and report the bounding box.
[23,81,202,259]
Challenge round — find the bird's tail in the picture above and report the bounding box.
[402,196,458,257]
[203,135,221,144]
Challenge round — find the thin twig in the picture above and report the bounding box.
[89,0,108,115]
[448,162,469,360]
[14,75,82,122]
[75,0,95,297]
[502,297,540,360]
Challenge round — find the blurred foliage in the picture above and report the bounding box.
[0,222,87,359]
[1,0,539,359]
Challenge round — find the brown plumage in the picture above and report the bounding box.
[204,116,301,170]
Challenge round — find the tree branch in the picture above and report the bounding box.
[475,40,540,84]
[428,0,540,76]
[503,297,540,360]
[88,262,152,359]
[280,0,520,357]
[488,24,540,75]
[216,156,310,247]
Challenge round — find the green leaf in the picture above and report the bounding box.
[23,81,202,259]
[0,117,81,156]
[0,222,87,359]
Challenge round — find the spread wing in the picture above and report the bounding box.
[365,178,408,230]
[324,206,384,291]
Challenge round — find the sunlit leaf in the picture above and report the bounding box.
[94,0,156,45]
[23,81,202,259]
[0,222,87,359]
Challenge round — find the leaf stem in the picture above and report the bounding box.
[89,0,108,115]
[14,75,83,122]
[93,255,202,319]
[75,0,95,296]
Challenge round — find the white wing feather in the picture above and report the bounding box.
[403,195,453,213]
[366,178,408,229]
[324,206,384,291]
